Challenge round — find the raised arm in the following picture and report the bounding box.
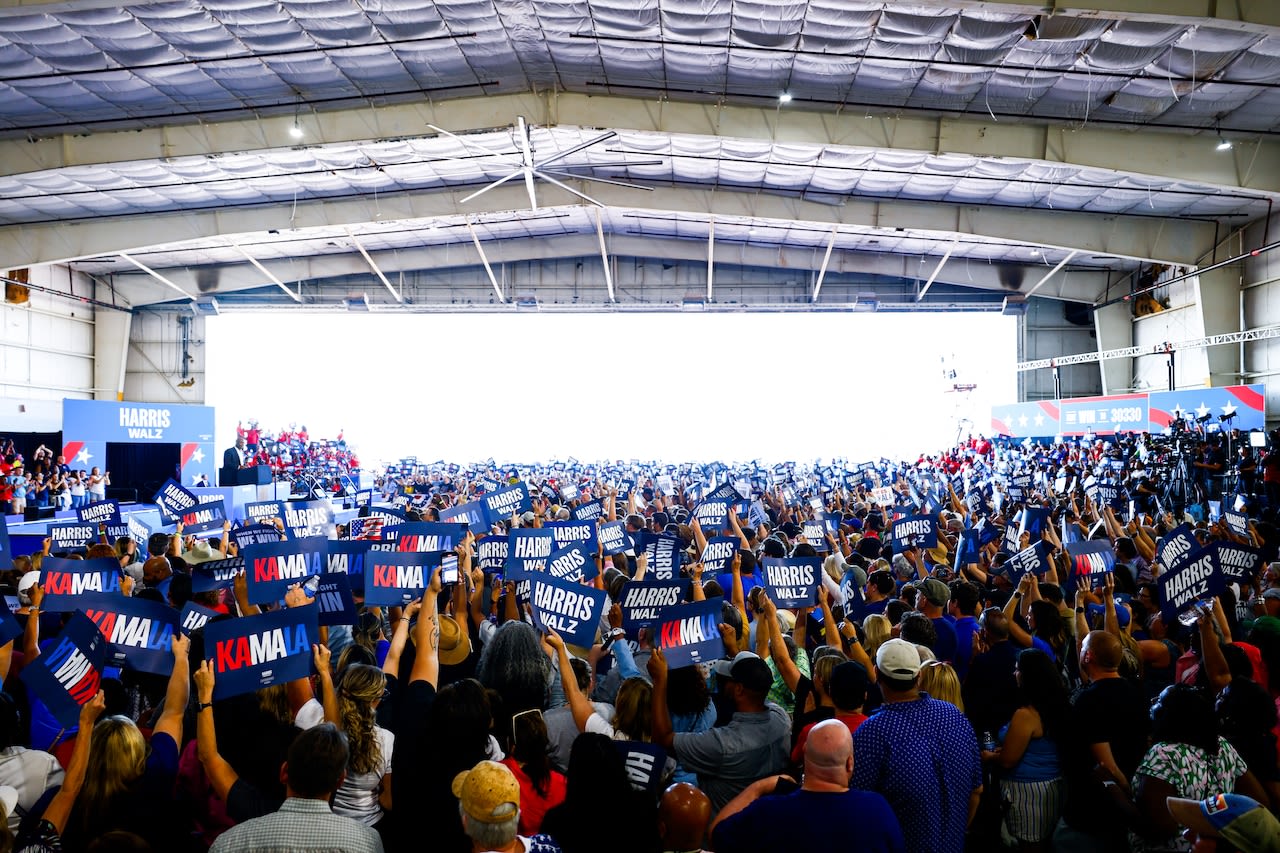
[313,643,338,725]
[42,690,106,834]
[546,629,597,733]
[23,582,43,661]
[647,647,674,749]
[193,661,239,801]
[153,633,191,744]
[408,568,443,688]
[382,599,421,681]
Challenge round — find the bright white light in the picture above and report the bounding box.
[205,312,1017,466]
[1029,249,1040,256]
[1216,137,1233,151]
[289,122,304,139]
[779,93,793,104]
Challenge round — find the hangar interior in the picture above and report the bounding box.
[0,0,1278,430]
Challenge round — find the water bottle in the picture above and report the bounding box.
[982,731,998,752]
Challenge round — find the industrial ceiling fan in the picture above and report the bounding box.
[426,116,659,211]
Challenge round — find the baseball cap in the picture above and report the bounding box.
[919,577,951,608]
[1262,588,1280,603]
[711,651,774,694]
[452,760,520,824]
[1167,794,1280,853]
[1086,602,1131,628]
[876,638,924,678]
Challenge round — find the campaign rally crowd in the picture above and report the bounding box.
[0,426,1275,853]
[0,442,110,517]
[230,420,360,493]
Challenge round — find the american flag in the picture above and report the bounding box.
[349,517,384,541]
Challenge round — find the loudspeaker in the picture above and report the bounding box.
[23,506,54,521]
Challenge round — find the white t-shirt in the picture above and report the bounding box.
[331,726,394,826]
[0,746,64,831]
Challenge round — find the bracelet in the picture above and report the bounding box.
[197,702,214,712]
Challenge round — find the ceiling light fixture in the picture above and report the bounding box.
[1216,136,1232,151]
[289,120,303,139]
[779,93,793,104]
[1029,249,1041,256]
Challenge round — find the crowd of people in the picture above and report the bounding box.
[0,428,1275,852]
[231,421,359,495]
[0,443,109,517]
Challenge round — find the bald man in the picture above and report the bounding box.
[709,720,904,853]
[1055,630,1149,852]
[657,783,711,853]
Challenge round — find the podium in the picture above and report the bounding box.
[220,466,271,487]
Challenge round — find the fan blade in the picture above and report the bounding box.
[459,168,524,205]
[541,170,654,192]
[533,131,618,170]
[536,172,604,207]
[426,124,517,161]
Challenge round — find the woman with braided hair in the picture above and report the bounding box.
[332,663,394,830]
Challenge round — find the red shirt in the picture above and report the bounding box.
[501,758,567,835]
[790,712,868,764]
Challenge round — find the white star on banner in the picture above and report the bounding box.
[1018,414,1029,427]
[1033,413,1045,427]
[75,448,92,464]
[190,447,205,464]
[1195,402,1211,420]
[1221,402,1238,418]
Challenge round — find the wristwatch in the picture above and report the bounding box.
[602,628,626,651]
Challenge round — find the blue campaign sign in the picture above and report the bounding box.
[989,400,1060,439]
[355,490,374,509]
[0,603,20,650]
[615,741,668,797]
[232,524,286,550]
[1223,510,1250,539]
[281,500,336,539]
[699,537,738,575]
[0,517,10,571]
[545,542,599,583]
[364,551,439,606]
[179,601,220,635]
[476,536,509,572]
[83,597,179,676]
[639,532,682,581]
[21,612,106,728]
[1159,546,1224,625]
[506,529,554,579]
[597,521,632,557]
[480,482,532,522]
[326,540,372,590]
[439,501,489,536]
[191,557,243,594]
[1020,507,1051,537]
[572,499,604,522]
[530,572,607,649]
[546,520,598,553]
[1211,541,1262,585]
[654,597,725,668]
[39,557,122,611]
[692,500,729,532]
[179,498,227,537]
[242,538,327,605]
[206,605,318,700]
[1157,524,1199,575]
[760,558,821,609]
[62,400,216,491]
[1005,541,1053,585]
[619,580,690,633]
[49,522,97,552]
[387,522,466,553]
[76,500,121,525]
[122,517,151,552]
[315,573,357,627]
[1065,540,1115,592]
[154,478,199,523]
[707,482,742,502]
[802,520,828,552]
[245,500,287,526]
[891,515,938,551]
[1148,384,1266,433]
[1060,393,1148,437]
